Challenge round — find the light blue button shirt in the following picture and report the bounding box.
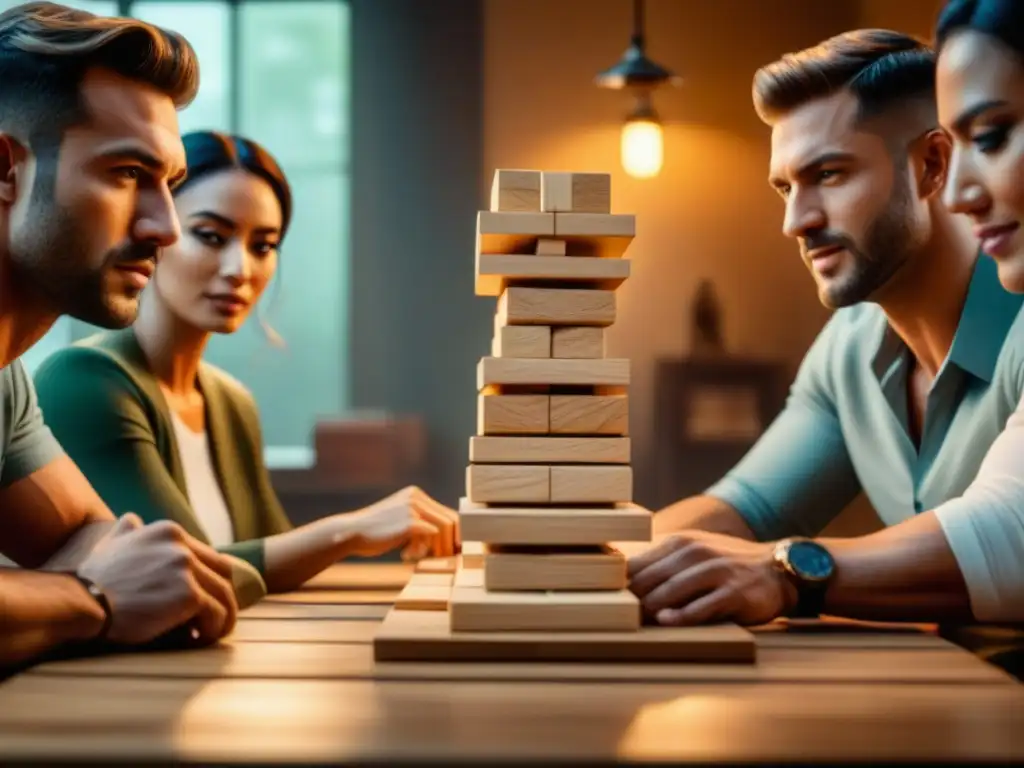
[706,255,1024,542]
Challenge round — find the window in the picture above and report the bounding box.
[23,0,351,462]
[130,1,351,456]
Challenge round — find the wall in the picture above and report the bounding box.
[483,0,860,509]
[348,0,488,506]
[859,0,944,38]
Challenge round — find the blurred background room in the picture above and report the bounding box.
[15,0,947,537]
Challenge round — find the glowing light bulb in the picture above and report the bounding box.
[621,117,663,178]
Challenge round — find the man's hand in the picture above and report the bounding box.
[77,514,239,646]
[627,531,797,626]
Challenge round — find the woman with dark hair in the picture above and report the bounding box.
[929,0,1024,675]
[936,0,1024,288]
[33,131,459,595]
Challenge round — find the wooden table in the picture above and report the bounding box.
[0,563,1021,765]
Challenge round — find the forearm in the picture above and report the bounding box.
[0,569,105,670]
[653,495,757,540]
[818,511,973,623]
[41,520,117,572]
[262,514,356,593]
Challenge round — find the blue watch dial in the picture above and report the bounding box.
[788,541,833,581]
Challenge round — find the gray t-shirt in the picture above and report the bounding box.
[0,359,64,486]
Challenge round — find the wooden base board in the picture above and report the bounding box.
[372,607,757,663]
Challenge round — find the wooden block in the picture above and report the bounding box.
[460,541,486,568]
[541,172,611,214]
[483,545,627,591]
[552,327,604,358]
[477,211,555,254]
[394,575,452,612]
[490,169,540,212]
[492,325,550,358]
[466,464,549,503]
[415,556,459,575]
[374,608,757,663]
[477,394,549,435]
[571,173,612,213]
[497,287,615,327]
[550,394,629,435]
[535,238,567,255]
[550,465,633,503]
[478,357,629,389]
[540,171,572,211]
[551,212,635,257]
[450,570,639,632]
[458,497,652,544]
[469,436,630,464]
[475,254,630,296]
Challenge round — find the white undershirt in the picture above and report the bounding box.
[170,411,235,548]
[933,393,1024,624]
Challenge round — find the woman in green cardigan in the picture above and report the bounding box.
[33,131,459,593]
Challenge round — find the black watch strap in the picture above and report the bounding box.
[791,582,827,619]
[68,573,113,641]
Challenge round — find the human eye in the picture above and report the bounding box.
[111,166,144,183]
[251,241,278,257]
[191,227,226,248]
[972,123,1010,154]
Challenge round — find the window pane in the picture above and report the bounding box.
[203,171,347,448]
[240,1,349,170]
[130,1,231,134]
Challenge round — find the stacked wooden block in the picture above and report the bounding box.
[453,168,653,633]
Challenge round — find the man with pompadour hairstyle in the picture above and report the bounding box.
[0,2,240,672]
[627,29,1024,631]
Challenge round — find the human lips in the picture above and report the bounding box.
[974,222,1020,258]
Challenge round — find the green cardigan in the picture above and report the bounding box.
[32,328,292,575]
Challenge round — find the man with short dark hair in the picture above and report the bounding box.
[628,30,1024,627]
[0,1,239,670]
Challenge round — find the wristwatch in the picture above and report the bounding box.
[67,573,114,641]
[772,537,835,618]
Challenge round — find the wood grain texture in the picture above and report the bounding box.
[477,393,549,435]
[477,357,629,389]
[489,169,541,212]
[475,253,630,296]
[551,326,604,358]
[458,498,652,544]
[483,544,627,591]
[469,435,630,464]
[449,569,640,632]
[497,286,615,327]
[2,676,1021,764]
[550,394,629,435]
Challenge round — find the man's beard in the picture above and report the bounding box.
[9,193,157,329]
[805,174,919,310]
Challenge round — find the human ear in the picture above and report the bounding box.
[0,133,27,205]
[912,128,952,199]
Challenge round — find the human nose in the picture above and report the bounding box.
[782,189,826,240]
[219,242,251,285]
[134,186,181,247]
[943,145,990,218]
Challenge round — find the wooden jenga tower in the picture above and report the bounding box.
[372,169,756,664]
[452,168,652,632]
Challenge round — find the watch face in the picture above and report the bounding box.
[788,541,834,581]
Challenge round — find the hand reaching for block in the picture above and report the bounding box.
[336,485,460,561]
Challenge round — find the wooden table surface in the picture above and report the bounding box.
[1,562,1021,765]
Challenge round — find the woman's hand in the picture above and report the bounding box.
[335,485,460,560]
